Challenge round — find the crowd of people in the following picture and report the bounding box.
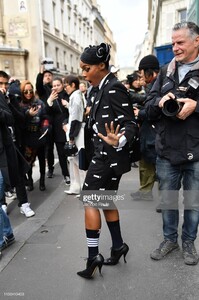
[0,21,199,279]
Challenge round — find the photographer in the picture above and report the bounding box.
[36,62,54,178]
[146,21,199,265]
[130,56,160,201]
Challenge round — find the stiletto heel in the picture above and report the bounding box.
[123,252,127,263]
[77,253,104,279]
[103,243,129,265]
[98,263,103,275]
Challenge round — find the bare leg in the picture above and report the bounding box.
[85,207,101,229]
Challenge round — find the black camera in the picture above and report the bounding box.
[162,77,199,118]
[162,97,183,117]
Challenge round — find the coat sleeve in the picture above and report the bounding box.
[36,73,45,98]
[145,72,164,121]
[0,93,14,126]
[108,82,137,143]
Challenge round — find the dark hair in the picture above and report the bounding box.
[172,21,199,39]
[43,70,53,76]
[63,75,80,90]
[0,70,9,79]
[52,76,63,84]
[127,71,140,85]
[144,69,159,78]
[80,43,111,67]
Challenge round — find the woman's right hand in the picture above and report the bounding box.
[29,107,39,116]
[47,89,58,106]
[49,89,58,102]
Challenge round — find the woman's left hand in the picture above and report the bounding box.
[62,123,68,133]
[98,121,125,147]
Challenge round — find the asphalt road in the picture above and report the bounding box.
[0,164,199,300]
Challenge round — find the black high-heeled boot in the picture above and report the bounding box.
[39,174,46,191]
[77,253,104,279]
[103,243,129,265]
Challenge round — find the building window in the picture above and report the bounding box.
[56,47,59,69]
[64,51,67,71]
[178,9,187,22]
[70,54,73,73]
[67,6,71,34]
[53,1,57,28]
[61,8,64,33]
[44,42,48,57]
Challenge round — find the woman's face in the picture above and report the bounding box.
[80,61,103,87]
[132,78,140,89]
[52,80,63,93]
[23,83,34,101]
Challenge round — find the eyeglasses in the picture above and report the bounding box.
[24,89,33,95]
[0,82,9,86]
[64,84,70,88]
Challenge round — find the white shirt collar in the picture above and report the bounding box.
[98,73,110,89]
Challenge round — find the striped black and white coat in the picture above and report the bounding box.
[89,72,137,177]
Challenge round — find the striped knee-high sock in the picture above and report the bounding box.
[86,229,100,260]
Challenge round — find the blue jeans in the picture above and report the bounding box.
[0,170,13,247]
[156,157,199,243]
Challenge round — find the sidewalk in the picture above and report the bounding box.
[0,167,199,300]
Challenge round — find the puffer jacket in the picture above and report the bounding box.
[146,58,199,165]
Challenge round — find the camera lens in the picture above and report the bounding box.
[162,99,182,117]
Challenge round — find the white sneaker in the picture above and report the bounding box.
[64,190,79,195]
[5,191,17,201]
[2,204,7,214]
[20,203,35,218]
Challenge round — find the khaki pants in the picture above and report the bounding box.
[139,158,156,192]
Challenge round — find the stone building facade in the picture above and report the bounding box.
[0,0,116,83]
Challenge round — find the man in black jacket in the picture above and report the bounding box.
[0,71,35,217]
[0,94,15,257]
[146,21,199,265]
[131,55,159,201]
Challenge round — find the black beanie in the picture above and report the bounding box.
[80,43,111,65]
[138,55,160,71]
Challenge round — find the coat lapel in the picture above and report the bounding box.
[92,88,103,119]
[92,73,115,120]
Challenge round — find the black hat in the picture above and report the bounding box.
[43,70,53,75]
[80,43,111,65]
[138,55,159,71]
[8,80,21,97]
